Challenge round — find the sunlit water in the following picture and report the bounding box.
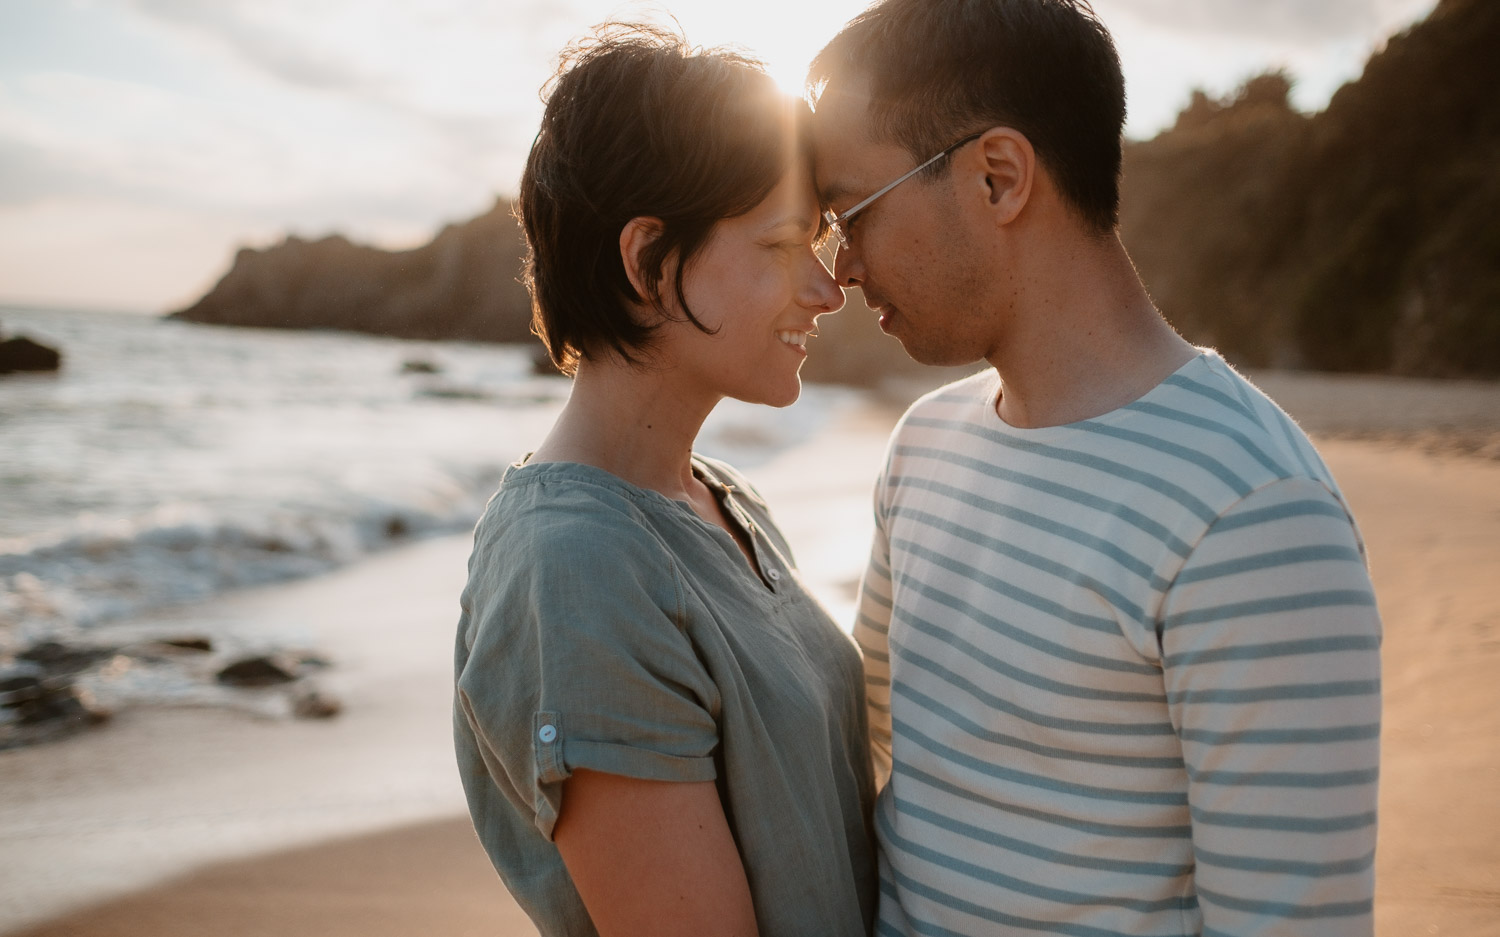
[0,308,852,650]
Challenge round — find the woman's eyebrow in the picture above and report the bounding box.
[761,215,816,235]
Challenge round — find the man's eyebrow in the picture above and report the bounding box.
[818,182,854,206]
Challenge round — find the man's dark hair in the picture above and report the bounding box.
[518,24,803,374]
[808,0,1125,232]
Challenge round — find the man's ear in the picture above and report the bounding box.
[974,128,1034,226]
[619,216,666,301]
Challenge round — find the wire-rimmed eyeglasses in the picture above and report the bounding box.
[822,131,984,249]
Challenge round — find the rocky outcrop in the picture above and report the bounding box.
[0,637,342,749]
[171,200,536,344]
[0,334,62,374]
[1,642,112,749]
[216,654,302,687]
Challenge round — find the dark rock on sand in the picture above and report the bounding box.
[216,655,303,687]
[0,669,110,750]
[18,641,115,674]
[3,643,114,748]
[0,666,45,701]
[161,637,214,652]
[2,639,340,748]
[413,384,493,401]
[10,682,108,726]
[218,655,343,720]
[128,636,214,662]
[292,688,342,719]
[0,335,62,374]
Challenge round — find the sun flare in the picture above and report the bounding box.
[663,2,864,100]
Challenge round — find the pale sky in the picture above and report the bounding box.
[0,0,1438,313]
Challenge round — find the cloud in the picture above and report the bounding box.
[113,0,568,187]
[121,0,376,94]
[117,0,570,108]
[1100,0,1433,43]
[0,68,485,232]
[0,137,95,205]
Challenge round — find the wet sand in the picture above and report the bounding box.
[5,373,1500,936]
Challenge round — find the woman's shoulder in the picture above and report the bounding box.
[458,463,692,653]
[473,461,678,576]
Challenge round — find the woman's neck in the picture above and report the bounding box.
[528,356,719,502]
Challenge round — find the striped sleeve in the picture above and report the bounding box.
[854,466,895,786]
[1160,476,1381,936]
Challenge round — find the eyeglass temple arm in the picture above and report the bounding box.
[831,131,985,225]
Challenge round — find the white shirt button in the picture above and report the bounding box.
[766,568,781,581]
[538,724,557,743]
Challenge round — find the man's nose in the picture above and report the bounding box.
[832,242,864,289]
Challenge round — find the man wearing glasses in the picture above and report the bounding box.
[808,2,1381,935]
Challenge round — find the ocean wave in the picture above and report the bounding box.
[0,464,506,645]
[0,307,859,650]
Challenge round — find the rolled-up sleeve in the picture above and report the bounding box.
[457,499,721,840]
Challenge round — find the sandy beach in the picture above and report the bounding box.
[3,370,1499,937]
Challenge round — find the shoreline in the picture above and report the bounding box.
[8,817,530,937]
[4,377,1500,935]
[0,396,898,935]
[0,533,480,932]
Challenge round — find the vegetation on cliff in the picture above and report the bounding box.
[1122,0,1499,376]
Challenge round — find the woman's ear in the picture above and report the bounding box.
[975,128,1034,226]
[619,216,666,301]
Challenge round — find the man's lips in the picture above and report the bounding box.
[864,292,896,333]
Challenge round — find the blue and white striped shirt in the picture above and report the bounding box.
[857,351,1380,937]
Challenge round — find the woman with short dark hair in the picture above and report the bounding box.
[453,24,877,937]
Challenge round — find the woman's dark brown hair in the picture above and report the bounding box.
[518,24,803,374]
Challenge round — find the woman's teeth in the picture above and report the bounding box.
[776,331,808,347]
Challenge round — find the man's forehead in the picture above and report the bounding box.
[809,77,880,202]
[810,75,875,141]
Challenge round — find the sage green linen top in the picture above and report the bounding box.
[453,455,877,937]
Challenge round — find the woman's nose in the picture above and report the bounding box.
[804,251,852,314]
[806,255,846,314]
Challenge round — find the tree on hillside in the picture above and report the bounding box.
[1122,0,1500,376]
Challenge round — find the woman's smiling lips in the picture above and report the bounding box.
[776,321,820,356]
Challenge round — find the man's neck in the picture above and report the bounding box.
[985,232,1197,429]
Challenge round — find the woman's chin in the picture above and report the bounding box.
[735,375,802,409]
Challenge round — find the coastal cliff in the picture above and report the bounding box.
[170,0,1498,378]
[171,200,534,344]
